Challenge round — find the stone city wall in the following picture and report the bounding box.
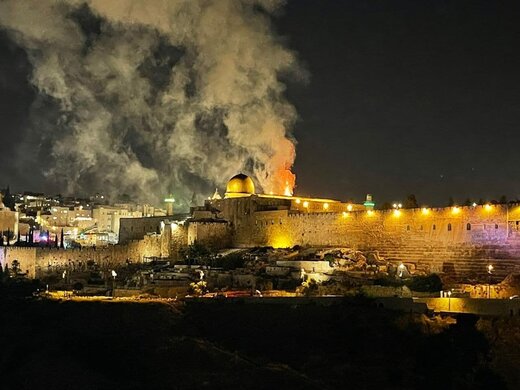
[245,204,520,279]
[0,234,164,278]
[187,221,231,249]
[0,209,18,236]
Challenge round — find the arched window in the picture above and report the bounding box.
[466,223,471,231]
[420,225,423,230]
[448,223,452,231]
[433,224,436,231]
[495,224,499,229]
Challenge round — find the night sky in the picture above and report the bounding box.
[1,0,520,207]
[279,0,520,206]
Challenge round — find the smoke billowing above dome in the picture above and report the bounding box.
[0,0,305,208]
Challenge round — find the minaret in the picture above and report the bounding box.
[164,195,175,216]
[364,194,375,210]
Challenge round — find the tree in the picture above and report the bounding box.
[188,280,208,297]
[60,229,65,249]
[180,242,212,265]
[406,274,443,292]
[403,194,419,209]
[499,195,508,204]
[379,202,393,210]
[447,197,455,207]
[11,260,20,275]
[6,228,10,246]
[463,198,472,206]
[1,186,15,210]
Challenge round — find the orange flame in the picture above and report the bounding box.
[276,167,296,196]
[284,182,292,196]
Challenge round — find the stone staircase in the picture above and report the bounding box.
[363,238,520,282]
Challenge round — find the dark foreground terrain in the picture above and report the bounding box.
[0,297,518,389]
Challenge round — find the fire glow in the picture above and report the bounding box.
[277,167,296,197]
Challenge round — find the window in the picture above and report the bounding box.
[466,223,471,231]
[433,224,436,231]
[448,223,452,231]
[420,225,423,230]
[406,225,410,231]
[495,224,499,229]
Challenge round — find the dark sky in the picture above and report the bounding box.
[1,0,520,207]
[278,0,520,206]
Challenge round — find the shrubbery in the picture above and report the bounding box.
[406,274,443,292]
[374,273,443,292]
[215,253,246,270]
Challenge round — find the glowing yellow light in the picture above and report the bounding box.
[393,209,401,217]
[421,207,430,215]
[295,198,301,204]
[472,202,477,207]
[487,264,494,273]
[485,204,492,211]
[346,204,353,211]
[303,201,309,208]
[342,211,349,218]
[452,206,460,214]
[271,234,292,249]
[323,203,329,210]
[367,210,374,216]
[284,181,293,197]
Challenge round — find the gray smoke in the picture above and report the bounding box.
[0,0,303,208]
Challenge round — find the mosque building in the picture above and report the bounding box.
[178,173,520,279]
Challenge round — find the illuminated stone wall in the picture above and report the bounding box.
[187,221,231,249]
[0,247,37,277]
[0,235,164,278]
[118,216,166,243]
[0,209,18,237]
[242,204,520,279]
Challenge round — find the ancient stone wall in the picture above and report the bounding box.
[0,209,18,236]
[0,234,164,278]
[119,216,166,243]
[244,204,520,279]
[0,247,37,277]
[187,222,231,249]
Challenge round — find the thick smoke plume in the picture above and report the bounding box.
[0,0,302,207]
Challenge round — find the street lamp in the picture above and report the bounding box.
[447,290,452,311]
[487,264,494,298]
[111,270,117,297]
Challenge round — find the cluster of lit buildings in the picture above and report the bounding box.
[0,189,169,247]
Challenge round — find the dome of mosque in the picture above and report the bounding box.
[225,174,255,197]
